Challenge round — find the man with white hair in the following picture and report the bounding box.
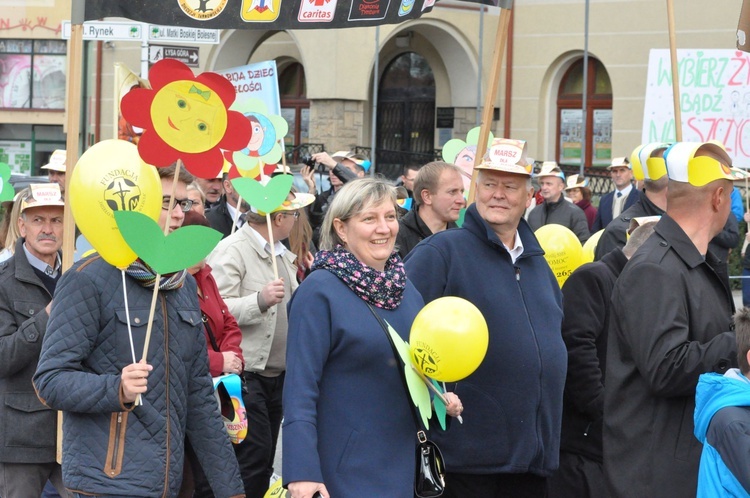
[527,161,590,243]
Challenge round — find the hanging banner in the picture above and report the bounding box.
[642,48,750,168]
[215,60,280,115]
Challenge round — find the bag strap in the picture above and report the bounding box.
[202,312,221,353]
[366,302,426,435]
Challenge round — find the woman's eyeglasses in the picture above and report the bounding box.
[162,197,195,213]
[280,211,300,219]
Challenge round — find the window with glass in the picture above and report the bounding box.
[279,62,309,147]
[0,39,67,110]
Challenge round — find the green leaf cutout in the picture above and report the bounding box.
[231,175,294,214]
[384,319,432,428]
[0,163,13,202]
[431,379,447,430]
[114,211,222,275]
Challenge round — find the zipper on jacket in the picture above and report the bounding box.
[110,412,122,473]
[515,267,521,281]
[161,294,170,498]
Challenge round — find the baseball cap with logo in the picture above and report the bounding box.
[536,161,565,180]
[630,142,671,181]
[331,151,371,172]
[565,174,589,190]
[20,183,65,213]
[40,150,67,173]
[475,138,532,176]
[663,141,749,186]
[606,157,630,170]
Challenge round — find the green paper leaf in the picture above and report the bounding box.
[0,163,13,202]
[231,175,293,214]
[431,379,447,430]
[114,211,222,274]
[385,319,432,427]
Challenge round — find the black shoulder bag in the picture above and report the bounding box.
[366,303,446,498]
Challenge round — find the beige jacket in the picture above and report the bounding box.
[207,224,298,373]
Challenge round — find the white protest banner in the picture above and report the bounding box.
[216,60,281,116]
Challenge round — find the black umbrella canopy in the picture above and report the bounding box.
[83,0,499,31]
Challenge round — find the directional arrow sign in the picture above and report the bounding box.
[149,45,200,68]
[61,21,142,41]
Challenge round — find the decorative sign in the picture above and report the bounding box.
[643,49,750,169]
[61,21,220,45]
[593,109,612,166]
[149,45,199,67]
[0,140,31,174]
[559,109,583,165]
[436,107,455,129]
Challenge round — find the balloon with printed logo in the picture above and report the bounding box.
[263,479,289,498]
[535,224,583,287]
[409,297,489,383]
[69,139,162,268]
[581,229,604,264]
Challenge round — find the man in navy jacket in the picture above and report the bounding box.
[591,156,640,232]
[405,138,566,497]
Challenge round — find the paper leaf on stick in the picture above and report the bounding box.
[121,58,251,179]
[231,175,294,214]
[0,163,13,202]
[114,211,222,275]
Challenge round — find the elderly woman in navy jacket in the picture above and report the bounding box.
[283,178,461,498]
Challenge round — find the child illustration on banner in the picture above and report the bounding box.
[115,63,149,145]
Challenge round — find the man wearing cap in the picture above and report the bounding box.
[206,173,250,239]
[396,161,465,258]
[528,161,590,243]
[405,139,566,497]
[603,142,743,497]
[594,143,670,260]
[0,184,68,497]
[591,157,640,232]
[207,190,313,498]
[41,149,67,195]
[307,150,369,246]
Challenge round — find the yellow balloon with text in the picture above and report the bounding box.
[581,229,604,264]
[264,479,289,498]
[535,224,584,287]
[70,140,162,268]
[410,297,489,383]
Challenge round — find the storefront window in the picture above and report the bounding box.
[0,39,66,110]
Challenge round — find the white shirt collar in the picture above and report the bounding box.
[226,202,243,227]
[23,243,60,278]
[616,184,633,197]
[502,230,524,264]
[247,225,286,257]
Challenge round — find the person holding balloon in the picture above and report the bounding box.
[404,138,566,498]
[282,178,462,498]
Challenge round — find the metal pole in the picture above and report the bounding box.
[476,6,484,126]
[370,26,379,176]
[580,0,589,176]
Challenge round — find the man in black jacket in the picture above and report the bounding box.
[548,221,656,498]
[603,141,746,497]
[396,161,465,258]
[206,173,249,239]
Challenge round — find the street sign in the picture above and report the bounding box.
[149,45,200,67]
[148,25,220,44]
[61,21,143,41]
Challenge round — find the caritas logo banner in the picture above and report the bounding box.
[299,0,338,22]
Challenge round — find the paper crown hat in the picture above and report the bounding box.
[41,150,67,172]
[606,156,630,170]
[537,161,565,180]
[565,174,589,190]
[20,183,65,213]
[663,141,749,186]
[475,138,532,176]
[630,142,671,181]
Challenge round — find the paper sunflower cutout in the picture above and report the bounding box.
[0,163,13,202]
[231,98,289,176]
[121,58,251,179]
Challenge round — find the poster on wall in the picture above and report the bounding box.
[0,141,32,174]
[593,109,612,166]
[642,48,750,169]
[559,109,583,165]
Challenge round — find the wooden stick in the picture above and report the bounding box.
[467,5,513,204]
[666,0,682,141]
[230,195,243,235]
[266,213,279,280]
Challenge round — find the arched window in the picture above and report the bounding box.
[279,62,309,147]
[556,57,612,167]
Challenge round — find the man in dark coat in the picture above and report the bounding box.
[396,161,465,258]
[591,156,640,232]
[206,173,250,239]
[603,141,744,498]
[547,221,656,498]
[527,161,590,243]
[0,184,67,497]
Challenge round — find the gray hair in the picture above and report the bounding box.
[319,177,397,250]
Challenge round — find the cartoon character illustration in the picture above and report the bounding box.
[230,98,289,177]
[442,127,494,193]
[245,113,277,157]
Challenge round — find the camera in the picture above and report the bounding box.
[301,154,327,173]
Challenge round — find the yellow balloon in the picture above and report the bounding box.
[581,229,604,264]
[264,479,288,498]
[410,297,489,383]
[70,140,162,268]
[535,224,584,287]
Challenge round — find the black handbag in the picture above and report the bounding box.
[367,303,446,498]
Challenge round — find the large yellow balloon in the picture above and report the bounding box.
[410,297,489,383]
[70,140,162,268]
[581,229,604,264]
[535,224,584,287]
[264,479,288,498]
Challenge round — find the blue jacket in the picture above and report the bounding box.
[591,187,640,232]
[404,204,566,476]
[695,371,750,497]
[283,269,425,497]
[33,256,244,497]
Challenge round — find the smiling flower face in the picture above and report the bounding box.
[122,58,250,179]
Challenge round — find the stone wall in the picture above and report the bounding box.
[308,99,365,151]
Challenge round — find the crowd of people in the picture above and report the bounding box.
[0,138,749,498]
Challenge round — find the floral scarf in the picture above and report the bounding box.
[312,245,406,309]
